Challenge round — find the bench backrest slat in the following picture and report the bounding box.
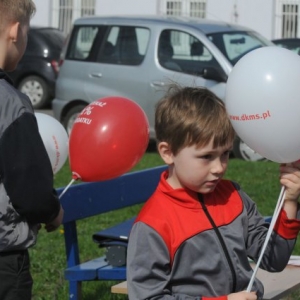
[59,165,166,224]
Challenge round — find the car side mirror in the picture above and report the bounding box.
[202,66,228,83]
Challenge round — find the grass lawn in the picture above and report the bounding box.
[29,149,300,299]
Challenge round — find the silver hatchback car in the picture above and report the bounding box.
[52,15,274,161]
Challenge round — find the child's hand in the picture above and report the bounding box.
[280,162,300,219]
[228,291,257,300]
[280,162,300,202]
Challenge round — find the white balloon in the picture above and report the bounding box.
[35,113,69,174]
[225,46,300,163]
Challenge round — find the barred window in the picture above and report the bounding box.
[190,1,206,18]
[160,0,206,18]
[52,0,96,35]
[282,3,298,37]
[166,1,182,16]
[275,0,300,38]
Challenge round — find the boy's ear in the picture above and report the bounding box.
[157,142,174,165]
[9,22,19,42]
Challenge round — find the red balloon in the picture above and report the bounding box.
[69,97,149,182]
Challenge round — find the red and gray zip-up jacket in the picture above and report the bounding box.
[0,70,61,252]
[127,170,300,300]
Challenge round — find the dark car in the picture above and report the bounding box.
[8,27,65,109]
[272,38,300,55]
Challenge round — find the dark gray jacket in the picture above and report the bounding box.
[0,71,60,251]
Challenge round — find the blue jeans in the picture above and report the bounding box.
[0,250,32,300]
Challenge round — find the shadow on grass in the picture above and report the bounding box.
[82,281,128,300]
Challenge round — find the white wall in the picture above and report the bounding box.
[206,0,275,40]
[30,0,277,39]
[95,0,158,16]
[31,0,52,27]
[94,0,276,40]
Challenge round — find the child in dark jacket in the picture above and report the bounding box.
[127,86,300,300]
[0,1,64,299]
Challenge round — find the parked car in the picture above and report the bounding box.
[8,27,65,109]
[53,15,275,161]
[272,38,300,55]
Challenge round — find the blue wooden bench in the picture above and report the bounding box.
[58,165,167,300]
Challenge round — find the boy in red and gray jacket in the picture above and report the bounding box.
[127,86,300,300]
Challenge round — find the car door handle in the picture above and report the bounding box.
[151,81,165,87]
[89,73,102,78]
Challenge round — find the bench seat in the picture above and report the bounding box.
[60,165,167,300]
[65,256,127,281]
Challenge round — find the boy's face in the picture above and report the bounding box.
[164,139,233,194]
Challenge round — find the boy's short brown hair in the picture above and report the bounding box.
[0,0,36,33]
[155,85,235,155]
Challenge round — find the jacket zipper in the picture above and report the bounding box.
[198,193,237,292]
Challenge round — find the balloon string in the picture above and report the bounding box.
[59,178,76,200]
[247,185,286,292]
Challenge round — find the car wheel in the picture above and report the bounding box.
[63,105,86,135]
[18,75,50,109]
[233,137,267,161]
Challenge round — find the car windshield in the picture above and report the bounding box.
[272,39,300,54]
[207,31,274,66]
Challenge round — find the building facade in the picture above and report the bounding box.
[31,0,300,40]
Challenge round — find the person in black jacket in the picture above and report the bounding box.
[0,1,64,299]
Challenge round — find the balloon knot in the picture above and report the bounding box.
[72,172,81,181]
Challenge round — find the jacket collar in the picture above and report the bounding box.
[157,170,201,209]
[157,170,234,209]
[0,69,14,85]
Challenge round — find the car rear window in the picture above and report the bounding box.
[36,28,65,51]
[66,25,150,66]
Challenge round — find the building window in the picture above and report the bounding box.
[282,3,298,37]
[159,0,206,18]
[189,1,206,18]
[81,0,95,16]
[275,0,300,38]
[166,1,182,16]
[52,0,95,35]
